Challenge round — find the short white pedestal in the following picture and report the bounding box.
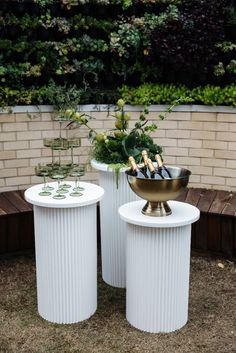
[119,200,200,333]
[25,182,104,324]
[91,160,138,288]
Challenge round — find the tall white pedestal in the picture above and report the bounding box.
[119,200,200,333]
[25,182,104,324]
[91,160,138,288]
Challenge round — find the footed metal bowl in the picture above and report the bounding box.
[125,166,191,217]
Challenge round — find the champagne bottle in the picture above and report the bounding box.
[142,150,162,179]
[141,150,149,175]
[155,154,172,179]
[147,158,163,179]
[128,156,148,178]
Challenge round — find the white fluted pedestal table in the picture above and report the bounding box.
[91,160,138,288]
[119,200,200,333]
[25,182,104,324]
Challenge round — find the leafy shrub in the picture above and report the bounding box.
[191,85,236,106]
[119,83,236,106]
[1,83,235,108]
[119,83,191,105]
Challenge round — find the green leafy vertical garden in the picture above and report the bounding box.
[0,0,235,107]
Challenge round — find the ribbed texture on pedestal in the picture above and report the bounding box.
[126,224,191,333]
[33,204,97,324]
[99,171,138,288]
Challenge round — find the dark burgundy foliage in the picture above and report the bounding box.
[150,0,228,86]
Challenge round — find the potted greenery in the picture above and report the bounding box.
[67,98,164,288]
[69,98,163,170]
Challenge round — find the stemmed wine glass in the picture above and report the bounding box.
[68,137,81,166]
[43,138,56,169]
[59,138,80,189]
[69,164,85,197]
[59,161,73,189]
[74,165,85,192]
[49,167,68,200]
[35,164,53,196]
[51,138,69,165]
[54,112,71,140]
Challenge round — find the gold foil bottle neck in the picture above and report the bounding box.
[128,156,138,171]
[141,150,149,166]
[155,154,163,168]
[147,158,155,173]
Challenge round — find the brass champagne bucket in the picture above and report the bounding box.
[125,166,191,217]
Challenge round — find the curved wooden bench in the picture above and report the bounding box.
[0,190,101,256]
[0,188,235,259]
[0,190,34,254]
[176,188,236,260]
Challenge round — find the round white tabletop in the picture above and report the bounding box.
[25,181,104,208]
[25,181,104,324]
[119,199,200,333]
[119,200,200,228]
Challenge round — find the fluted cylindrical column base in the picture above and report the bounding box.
[126,223,192,333]
[98,169,138,288]
[33,204,97,324]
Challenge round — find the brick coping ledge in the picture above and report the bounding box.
[1,104,236,114]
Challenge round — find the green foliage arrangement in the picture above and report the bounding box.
[66,98,163,165]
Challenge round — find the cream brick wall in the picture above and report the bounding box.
[0,108,236,192]
[158,111,236,191]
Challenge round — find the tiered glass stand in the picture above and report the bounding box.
[35,137,84,200]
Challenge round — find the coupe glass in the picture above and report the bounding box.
[49,167,68,200]
[60,161,73,189]
[69,165,85,197]
[54,113,70,140]
[43,138,55,168]
[35,164,52,196]
[51,138,69,165]
[73,165,85,192]
[68,137,81,165]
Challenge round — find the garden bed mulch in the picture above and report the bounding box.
[0,254,235,353]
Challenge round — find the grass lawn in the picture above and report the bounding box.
[0,254,235,353]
